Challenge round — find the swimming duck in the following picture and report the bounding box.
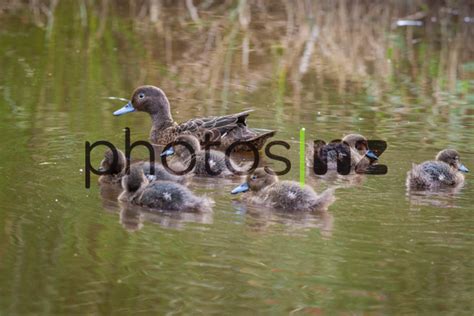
[160,134,247,177]
[119,164,212,212]
[406,149,468,190]
[98,149,187,185]
[231,167,335,212]
[306,133,379,173]
[113,85,276,151]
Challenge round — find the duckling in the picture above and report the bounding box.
[119,165,212,212]
[306,134,378,174]
[231,167,335,212]
[98,149,126,184]
[160,134,246,177]
[113,85,275,151]
[341,134,379,170]
[406,149,469,190]
[98,149,187,185]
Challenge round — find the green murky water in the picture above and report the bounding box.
[0,2,473,314]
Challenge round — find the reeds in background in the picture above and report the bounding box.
[1,0,473,106]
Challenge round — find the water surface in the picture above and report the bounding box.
[0,2,473,314]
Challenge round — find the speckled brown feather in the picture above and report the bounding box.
[150,110,275,151]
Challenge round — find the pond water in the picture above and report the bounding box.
[0,2,473,315]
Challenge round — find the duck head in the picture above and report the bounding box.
[342,134,378,161]
[98,149,126,174]
[114,86,173,120]
[161,134,201,159]
[436,149,469,173]
[231,167,278,194]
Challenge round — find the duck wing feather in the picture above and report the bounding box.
[175,110,252,134]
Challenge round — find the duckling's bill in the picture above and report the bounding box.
[365,150,378,160]
[160,147,175,157]
[459,164,469,173]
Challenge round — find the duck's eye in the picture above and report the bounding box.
[251,175,257,180]
[138,93,145,99]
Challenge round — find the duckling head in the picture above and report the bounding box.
[121,165,148,193]
[231,167,278,194]
[342,133,378,161]
[98,149,126,175]
[436,149,469,173]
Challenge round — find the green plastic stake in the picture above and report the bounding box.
[300,127,305,187]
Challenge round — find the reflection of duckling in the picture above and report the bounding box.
[406,149,468,190]
[161,134,246,176]
[119,205,143,232]
[231,168,335,212]
[118,203,214,231]
[407,189,461,209]
[306,171,366,189]
[119,165,213,212]
[231,200,334,237]
[306,134,378,174]
[98,149,187,185]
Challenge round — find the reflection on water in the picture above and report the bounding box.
[406,186,465,209]
[307,170,367,188]
[231,200,334,238]
[119,202,214,232]
[0,1,473,314]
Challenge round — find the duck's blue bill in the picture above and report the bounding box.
[365,150,379,160]
[160,147,175,157]
[459,164,469,173]
[113,101,135,116]
[231,182,250,194]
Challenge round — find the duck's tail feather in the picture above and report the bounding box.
[222,129,276,152]
[248,130,276,149]
[235,110,254,126]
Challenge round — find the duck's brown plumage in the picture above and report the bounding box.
[113,86,275,151]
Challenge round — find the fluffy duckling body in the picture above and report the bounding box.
[161,134,244,177]
[231,168,335,212]
[113,85,275,151]
[98,149,187,185]
[306,134,378,174]
[119,165,212,212]
[407,149,468,190]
